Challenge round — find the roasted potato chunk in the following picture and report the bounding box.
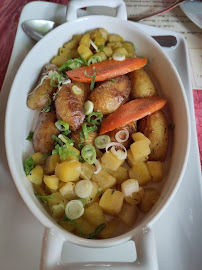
[33,109,60,154]
[128,69,157,99]
[107,121,137,149]
[55,81,90,131]
[138,110,168,161]
[89,75,131,115]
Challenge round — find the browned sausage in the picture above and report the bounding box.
[33,108,60,154]
[55,81,90,131]
[27,64,57,110]
[89,75,131,115]
[138,110,168,161]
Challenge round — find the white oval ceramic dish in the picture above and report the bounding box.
[5,0,190,269]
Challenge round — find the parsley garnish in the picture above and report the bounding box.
[34,193,54,204]
[26,131,34,141]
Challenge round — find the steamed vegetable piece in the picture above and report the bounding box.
[89,75,131,115]
[138,110,168,161]
[33,109,60,154]
[27,64,57,110]
[55,81,90,131]
[99,96,167,135]
[66,58,148,82]
[128,68,157,99]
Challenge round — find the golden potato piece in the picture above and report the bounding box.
[89,75,131,115]
[138,188,160,212]
[99,189,124,216]
[33,109,60,154]
[55,82,90,131]
[138,110,168,161]
[128,69,157,99]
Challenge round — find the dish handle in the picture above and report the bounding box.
[66,0,127,21]
[40,227,159,270]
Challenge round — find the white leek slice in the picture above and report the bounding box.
[115,129,129,143]
[121,179,140,198]
[112,53,125,61]
[65,200,84,220]
[90,39,98,51]
[75,180,93,198]
[106,142,127,160]
[94,159,102,174]
[84,100,94,115]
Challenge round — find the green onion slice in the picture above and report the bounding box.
[50,73,61,87]
[55,120,69,132]
[87,112,103,126]
[81,145,96,164]
[90,68,96,91]
[65,200,84,220]
[24,157,35,175]
[84,100,94,115]
[26,131,34,141]
[82,123,88,141]
[87,55,102,66]
[52,135,64,146]
[42,152,51,160]
[95,135,111,149]
[72,85,82,95]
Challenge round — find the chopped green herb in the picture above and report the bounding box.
[90,68,97,91]
[82,123,88,141]
[52,135,64,146]
[41,95,52,112]
[111,189,115,194]
[34,193,54,204]
[62,215,82,232]
[87,223,106,239]
[26,131,34,141]
[78,143,84,150]
[24,157,35,175]
[78,198,86,207]
[42,152,51,160]
[109,79,115,83]
[98,45,105,51]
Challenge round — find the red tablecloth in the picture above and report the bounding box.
[1,0,201,168]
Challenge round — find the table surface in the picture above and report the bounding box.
[1,0,201,169]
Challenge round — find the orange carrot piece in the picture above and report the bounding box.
[66,58,147,82]
[99,96,167,135]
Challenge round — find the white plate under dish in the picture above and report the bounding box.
[180,1,202,29]
[0,2,202,270]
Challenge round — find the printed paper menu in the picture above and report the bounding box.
[125,0,202,90]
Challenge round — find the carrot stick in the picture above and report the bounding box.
[99,96,167,135]
[66,58,147,82]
